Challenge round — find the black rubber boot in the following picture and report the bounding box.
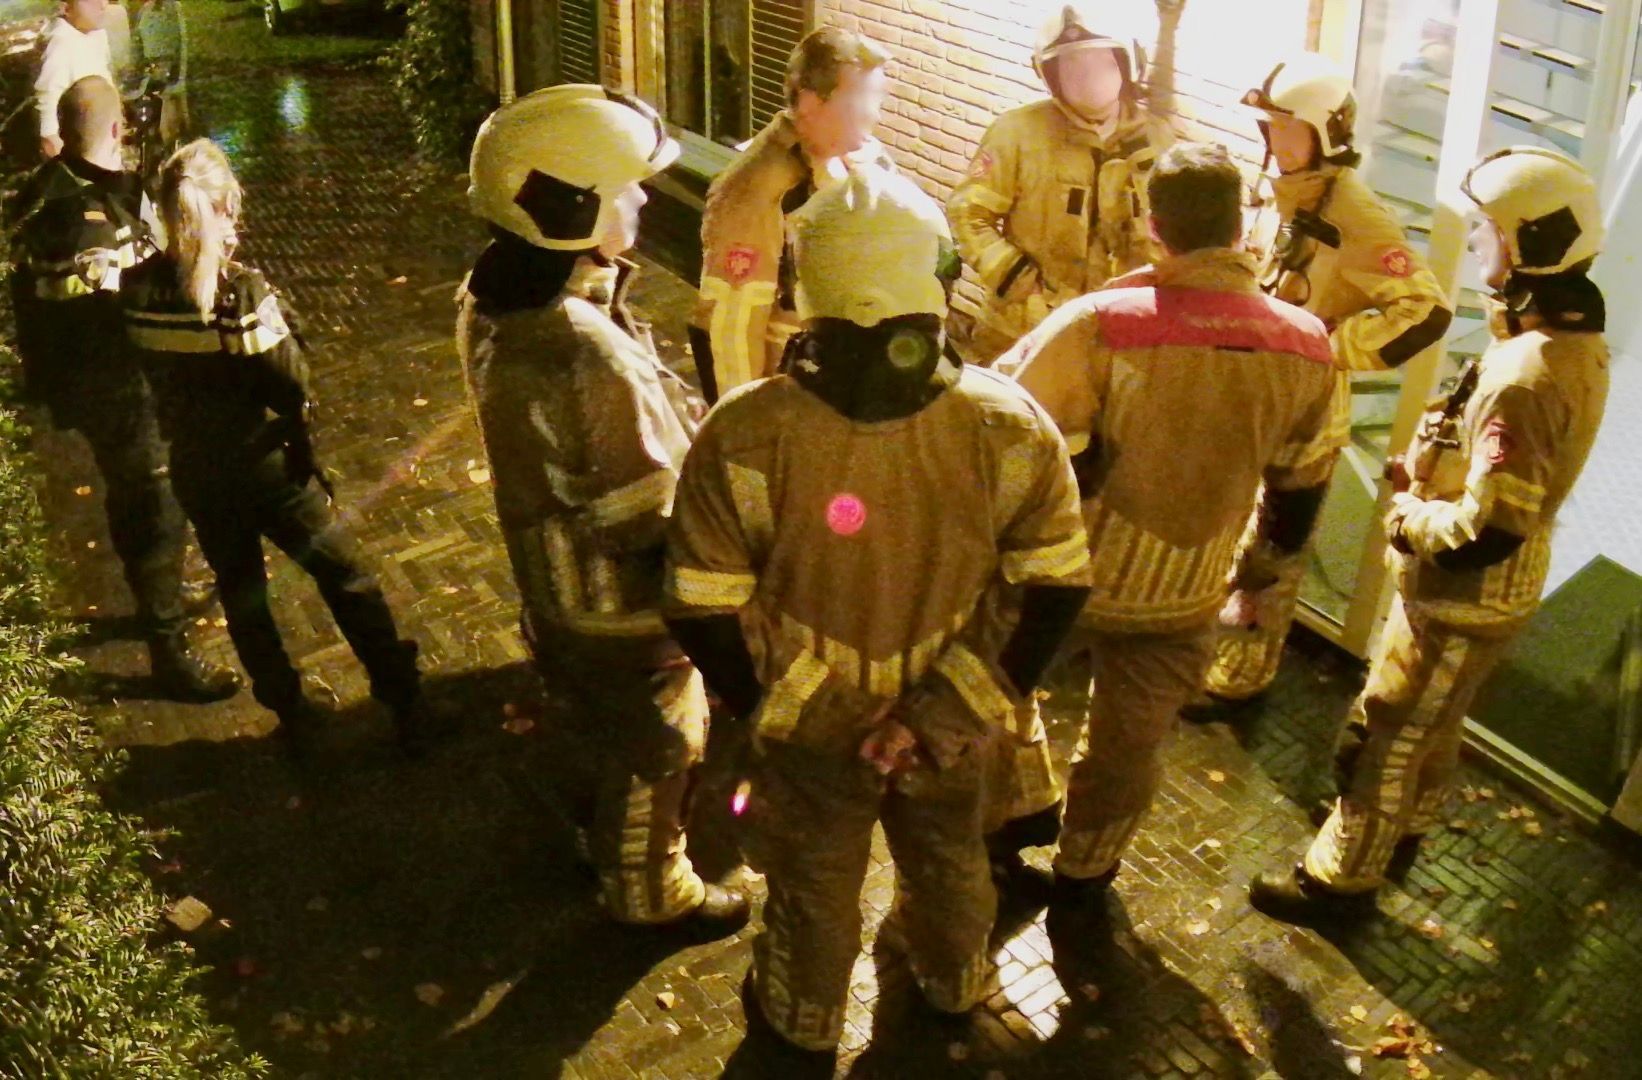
[986,801,1063,874]
[1050,864,1119,909]
[148,632,241,703]
[273,697,328,760]
[389,693,454,758]
[1249,862,1378,926]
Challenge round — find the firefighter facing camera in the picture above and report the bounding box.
[1198,52,1453,708]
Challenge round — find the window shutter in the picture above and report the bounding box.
[558,0,601,85]
[748,0,808,130]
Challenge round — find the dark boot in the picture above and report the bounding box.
[148,632,241,703]
[656,882,751,942]
[1050,865,1119,910]
[273,696,328,760]
[986,800,1063,875]
[1249,863,1378,926]
[388,693,453,758]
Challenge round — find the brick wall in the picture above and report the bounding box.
[600,0,633,92]
[816,0,1317,320]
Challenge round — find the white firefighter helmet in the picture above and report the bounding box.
[1032,3,1151,89]
[1461,146,1603,275]
[1243,52,1357,162]
[790,170,955,326]
[467,84,680,251]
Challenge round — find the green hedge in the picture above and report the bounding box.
[0,376,266,1078]
[387,0,491,163]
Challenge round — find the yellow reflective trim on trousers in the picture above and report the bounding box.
[1001,531,1092,585]
[934,642,1016,726]
[666,565,756,609]
[700,276,776,398]
[975,235,1021,284]
[752,649,830,743]
[586,469,675,528]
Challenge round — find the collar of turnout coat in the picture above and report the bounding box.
[1146,247,1265,294]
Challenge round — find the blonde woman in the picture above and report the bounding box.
[121,138,440,755]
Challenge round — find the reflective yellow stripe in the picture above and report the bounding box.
[700,276,777,398]
[127,322,224,353]
[563,610,668,637]
[959,183,1013,216]
[975,236,1022,286]
[34,273,97,299]
[1001,531,1091,585]
[1490,472,1546,514]
[752,649,830,742]
[586,469,675,528]
[933,642,1016,726]
[666,565,756,609]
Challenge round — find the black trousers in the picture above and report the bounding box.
[78,400,187,642]
[171,455,419,714]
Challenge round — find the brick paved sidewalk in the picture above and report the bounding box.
[6,4,1641,1077]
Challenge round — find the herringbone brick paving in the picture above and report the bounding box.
[5,3,1641,1076]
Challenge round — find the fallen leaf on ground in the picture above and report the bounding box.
[1203,838,1223,849]
[1524,821,1544,837]
[1186,920,1212,936]
[656,991,676,1010]
[389,275,408,285]
[415,983,445,1007]
[1349,1005,1369,1022]
[269,1012,304,1037]
[1479,936,1496,951]
[165,896,213,932]
[467,466,491,485]
[412,396,429,407]
[74,485,93,496]
[1415,919,1444,940]
[444,970,527,1038]
[1502,898,1520,911]
[501,717,536,736]
[1451,991,1475,1014]
[85,541,96,549]
[1585,901,1609,918]
[1207,770,1226,783]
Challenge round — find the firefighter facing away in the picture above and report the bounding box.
[8,75,237,704]
[457,85,749,932]
[1202,52,1453,706]
[690,26,895,405]
[1251,146,1609,922]
[947,0,1181,365]
[1006,142,1345,902]
[664,170,1092,1056]
[123,138,443,755]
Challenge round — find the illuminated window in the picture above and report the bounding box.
[658,0,811,147]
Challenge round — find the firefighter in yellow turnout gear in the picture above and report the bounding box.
[665,172,1091,1056]
[457,86,748,931]
[947,1,1181,366]
[689,27,895,405]
[1204,53,1453,703]
[1006,143,1345,899]
[1252,147,1609,921]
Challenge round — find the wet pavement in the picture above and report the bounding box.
[4,2,1642,1077]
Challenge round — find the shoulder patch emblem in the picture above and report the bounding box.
[968,150,995,180]
[1381,248,1413,278]
[1482,419,1513,465]
[723,244,760,286]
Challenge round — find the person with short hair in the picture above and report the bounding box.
[34,0,114,160]
[1006,141,1345,904]
[689,25,895,404]
[8,75,237,704]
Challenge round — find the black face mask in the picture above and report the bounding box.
[782,313,960,422]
